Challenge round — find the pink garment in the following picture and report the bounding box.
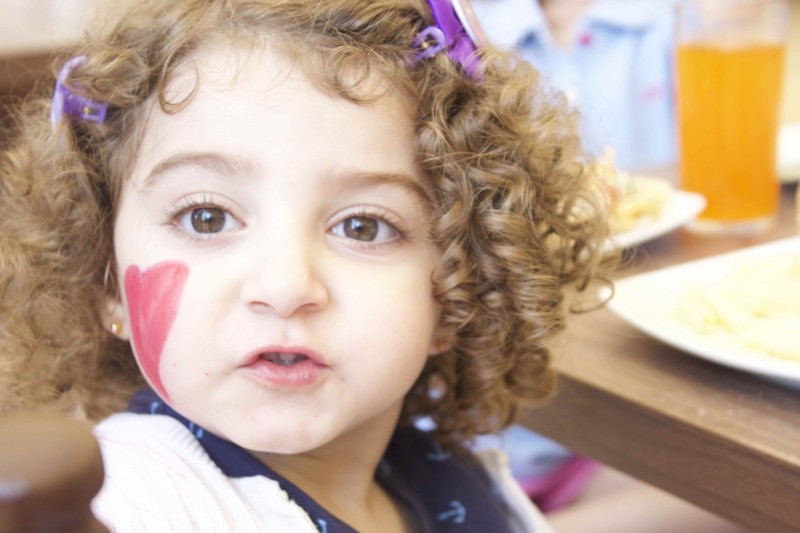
[517,456,600,512]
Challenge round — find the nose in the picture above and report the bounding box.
[240,237,329,318]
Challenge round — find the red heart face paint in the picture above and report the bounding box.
[124,262,189,401]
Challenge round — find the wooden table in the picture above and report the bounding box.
[520,183,800,532]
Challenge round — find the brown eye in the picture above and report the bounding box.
[330,212,401,244]
[190,207,227,233]
[342,216,378,241]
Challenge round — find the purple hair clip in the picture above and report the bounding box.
[412,0,486,79]
[50,56,108,130]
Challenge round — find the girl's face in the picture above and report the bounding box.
[112,44,443,455]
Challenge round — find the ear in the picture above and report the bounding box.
[428,325,456,357]
[100,294,131,342]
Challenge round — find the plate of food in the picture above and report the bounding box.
[592,152,706,249]
[605,236,800,388]
[608,186,706,249]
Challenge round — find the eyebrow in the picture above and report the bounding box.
[142,152,257,189]
[323,170,432,208]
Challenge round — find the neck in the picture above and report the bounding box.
[254,405,413,532]
[540,0,594,50]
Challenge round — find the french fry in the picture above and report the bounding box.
[592,149,672,234]
[678,253,800,360]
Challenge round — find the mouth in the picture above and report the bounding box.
[259,352,310,366]
[243,346,327,368]
[242,347,327,387]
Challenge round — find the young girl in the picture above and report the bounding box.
[0,0,609,530]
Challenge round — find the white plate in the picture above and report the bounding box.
[606,236,800,388]
[778,123,800,183]
[608,189,706,249]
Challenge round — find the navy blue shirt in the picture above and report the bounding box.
[129,390,514,532]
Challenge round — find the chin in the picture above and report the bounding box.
[227,427,329,455]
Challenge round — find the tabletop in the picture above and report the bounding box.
[520,183,800,532]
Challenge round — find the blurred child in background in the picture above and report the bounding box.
[472,0,678,170]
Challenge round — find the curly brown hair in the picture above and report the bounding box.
[0,0,611,444]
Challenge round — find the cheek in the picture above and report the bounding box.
[125,262,189,401]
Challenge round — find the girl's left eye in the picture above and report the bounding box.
[331,215,400,243]
[176,206,241,234]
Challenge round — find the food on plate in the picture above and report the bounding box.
[676,253,800,360]
[592,150,673,234]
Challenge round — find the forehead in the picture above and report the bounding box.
[129,42,423,189]
[159,39,414,125]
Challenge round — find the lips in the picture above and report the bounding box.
[244,346,326,367]
[240,347,328,387]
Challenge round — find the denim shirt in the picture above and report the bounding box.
[472,0,678,170]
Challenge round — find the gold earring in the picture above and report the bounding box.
[109,322,122,335]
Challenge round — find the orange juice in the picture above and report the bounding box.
[676,43,785,229]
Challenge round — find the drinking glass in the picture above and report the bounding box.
[676,0,788,234]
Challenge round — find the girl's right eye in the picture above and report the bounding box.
[175,206,241,235]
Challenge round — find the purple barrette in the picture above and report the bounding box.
[412,0,486,79]
[50,56,108,130]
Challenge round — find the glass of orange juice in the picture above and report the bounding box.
[676,0,788,234]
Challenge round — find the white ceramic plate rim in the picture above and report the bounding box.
[604,236,800,388]
[608,189,706,250]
